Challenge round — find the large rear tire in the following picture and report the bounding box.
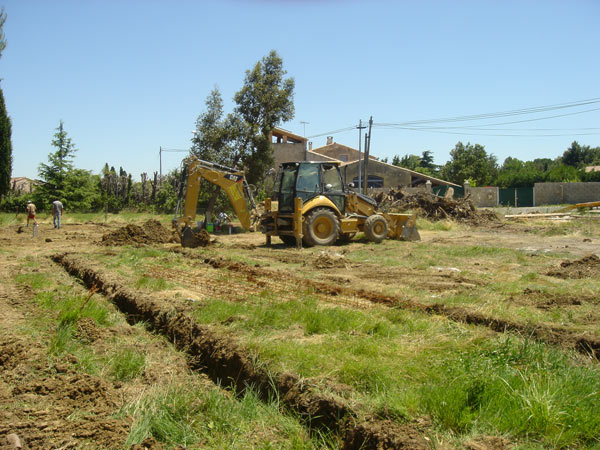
[364,215,388,243]
[303,208,340,247]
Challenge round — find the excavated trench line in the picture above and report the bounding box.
[178,250,600,361]
[52,253,428,450]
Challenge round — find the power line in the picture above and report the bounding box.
[305,98,600,140]
[376,97,600,127]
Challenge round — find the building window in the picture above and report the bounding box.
[339,154,348,162]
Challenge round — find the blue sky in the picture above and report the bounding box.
[2,0,599,180]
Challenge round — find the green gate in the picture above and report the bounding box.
[499,188,534,207]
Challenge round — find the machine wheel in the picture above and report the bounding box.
[279,235,297,246]
[364,215,389,243]
[303,208,340,247]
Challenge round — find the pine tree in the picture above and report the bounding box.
[37,120,78,202]
[0,85,12,198]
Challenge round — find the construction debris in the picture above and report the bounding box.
[375,189,499,224]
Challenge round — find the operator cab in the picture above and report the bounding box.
[273,162,346,213]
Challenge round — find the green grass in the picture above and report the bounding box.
[191,293,600,448]
[122,383,330,449]
[109,348,146,381]
[135,276,169,291]
[421,338,600,447]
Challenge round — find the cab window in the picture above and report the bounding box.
[322,164,342,191]
[296,164,320,193]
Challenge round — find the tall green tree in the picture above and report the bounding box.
[191,87,231,165]
[189,51,295,223]
[231,50,295,184]
[561,141,600,168]
[398,154,421,170]
[37,121,78,204]
[0,85,11,198]
[420,150,435,169]
[0,9,11,198]
[190,87,234,222]
[440,141,497,186]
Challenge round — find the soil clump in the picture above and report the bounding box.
[313,251,348,269]
[100,219,180,246]
[547,254,600,279]
[375,189,499,224]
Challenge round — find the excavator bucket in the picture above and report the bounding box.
[181,226,211,248]
[383,213,421,241]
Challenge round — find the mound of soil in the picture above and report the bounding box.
[101,219,180,246]
[375,189,499,225]
[313,251,347,269]
[547,254,600,279]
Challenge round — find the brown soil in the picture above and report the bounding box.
[313,250,348,269]
[547,254,600,279]
[0,335,129,448]
[101,219,180,246]
[375,189,499,224]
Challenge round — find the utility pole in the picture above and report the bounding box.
[363,116,373,195]
[300,121,309,161]
[159,146,162,184]
[357,120,366,190]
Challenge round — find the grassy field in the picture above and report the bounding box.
[1,212,599,448]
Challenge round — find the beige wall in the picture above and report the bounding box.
[341,160,412,188]
[272,143,306,168]
[312,144,378,163]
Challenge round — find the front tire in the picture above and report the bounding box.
[364,215,388,243]
[303,208,340,247]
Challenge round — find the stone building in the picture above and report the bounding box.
[10,177,38,194]
[270,128,457,189]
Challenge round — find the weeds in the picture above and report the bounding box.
[123,383,322,449]
[109,348,146,381]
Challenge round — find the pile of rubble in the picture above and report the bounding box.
[375,189,499,225]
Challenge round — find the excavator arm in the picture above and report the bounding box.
[176,157,258,233]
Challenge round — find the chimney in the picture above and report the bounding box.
[309,141,312,150]
[326,136,333,145]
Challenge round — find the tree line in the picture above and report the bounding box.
[384,141,600,187]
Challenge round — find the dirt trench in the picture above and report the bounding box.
[52,253,429,450]
[176,249,600,361]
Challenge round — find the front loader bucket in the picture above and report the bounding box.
[383,213,421,241]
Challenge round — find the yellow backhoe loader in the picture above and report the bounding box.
[174,157,419,248]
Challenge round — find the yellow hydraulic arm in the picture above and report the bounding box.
[178,157,257,230]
